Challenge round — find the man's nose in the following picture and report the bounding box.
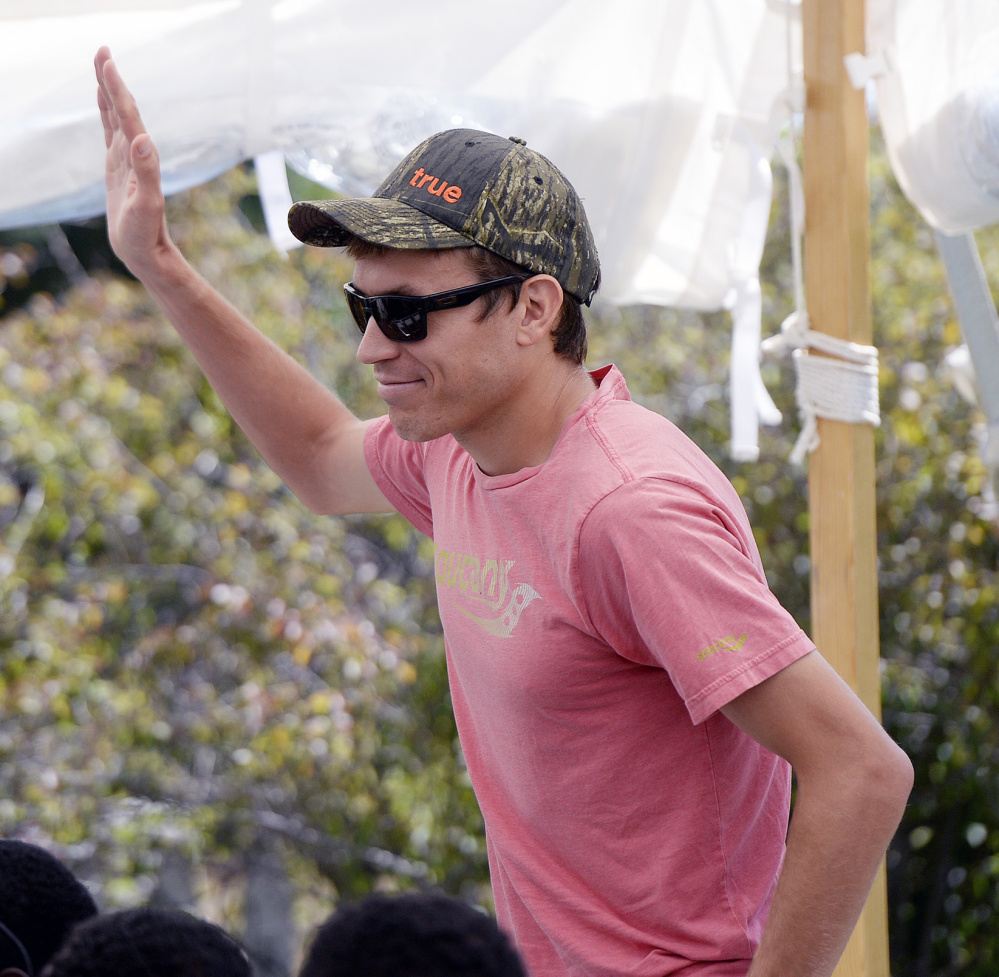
[356,317,399,364]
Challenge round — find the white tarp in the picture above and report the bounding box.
[869,0,999,490]
[8,1,999,463]
[1,0,808,459]
[0,0,798,312]
[870,0,999,234]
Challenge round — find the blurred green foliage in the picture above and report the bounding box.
[0,167,485,943]
[2,134,999,976]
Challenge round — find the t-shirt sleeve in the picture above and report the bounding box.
[579,476,815,724]
[363,415,435,538]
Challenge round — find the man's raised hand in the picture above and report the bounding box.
[95,46,176,279]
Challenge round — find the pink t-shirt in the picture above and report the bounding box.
[364,366,815,977]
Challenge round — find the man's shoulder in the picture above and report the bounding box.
[580,388,724,489]
[570,375,752,537]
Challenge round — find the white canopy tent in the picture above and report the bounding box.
[2,2,997,463]
[0,0,790,305]
[1,0,798,459]
[870,0,999,484]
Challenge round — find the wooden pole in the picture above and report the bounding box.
[801,1,890,976]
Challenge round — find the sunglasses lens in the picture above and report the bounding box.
[344,288,368,333]
[342,285,428,342]
[377,298,426,342]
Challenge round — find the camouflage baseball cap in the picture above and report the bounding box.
[287,129,600,306]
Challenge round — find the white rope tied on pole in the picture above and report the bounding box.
[765,98,880,466]
[763,310,880,465]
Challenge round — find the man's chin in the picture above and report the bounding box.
[386,409,444,444]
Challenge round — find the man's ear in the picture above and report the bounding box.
[514,275,563,348]
[1,967,31,977]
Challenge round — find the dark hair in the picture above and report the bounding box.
[0,840,99,975]
[299,892,527,977]
[463,247,588,364]
[40,908,251,977]
[342,238,589,364]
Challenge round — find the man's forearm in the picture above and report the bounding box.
[96,48,387,516]
[720,653,913,977]
[747,743,912,977]
[136,245,365,513]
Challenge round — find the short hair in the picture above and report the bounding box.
[0,840,98,975]
[298,892,527,977]
[343,239,590,364]
[40,908,251,977]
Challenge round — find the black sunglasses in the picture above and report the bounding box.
[343,275,527,343]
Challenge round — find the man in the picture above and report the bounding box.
[94,46,912,977]
[299,892,528,977]
[0,839,99,977]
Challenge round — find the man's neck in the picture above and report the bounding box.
[458,364,598,476]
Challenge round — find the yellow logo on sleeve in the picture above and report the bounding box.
[697,634,748,662]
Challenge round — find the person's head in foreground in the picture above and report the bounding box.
[298,891,527,977]
[0,839,99,977]
[39,908,251,977]
[288,129,601,453]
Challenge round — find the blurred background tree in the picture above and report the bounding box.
[0,167,485,973]
[1,130,998,976]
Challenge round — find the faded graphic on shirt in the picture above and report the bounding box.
[433,542,540,638]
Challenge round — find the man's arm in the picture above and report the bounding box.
[720,650,913,977]
[94,47,391,516]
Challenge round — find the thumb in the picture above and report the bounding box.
[131,133,158,174]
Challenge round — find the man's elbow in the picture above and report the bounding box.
[798,731,913,827]
[294,486,356,517]
[292,476,392,518]
[277,477,338,516]
[859,736,914,832]
[887,740,915,819]
[293,482,337,516]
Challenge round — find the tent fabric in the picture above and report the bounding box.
[0,0,797,312]
[871,0,999,234]
[870,1,999,493]
[2,0,808,459]
[4,2,999,462]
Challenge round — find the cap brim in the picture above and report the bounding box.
[287,197,472,251]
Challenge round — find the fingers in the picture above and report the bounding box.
[95,47,117,149]
[96,81,115,149]
[94,47,148,146]
[96,44,166,224]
